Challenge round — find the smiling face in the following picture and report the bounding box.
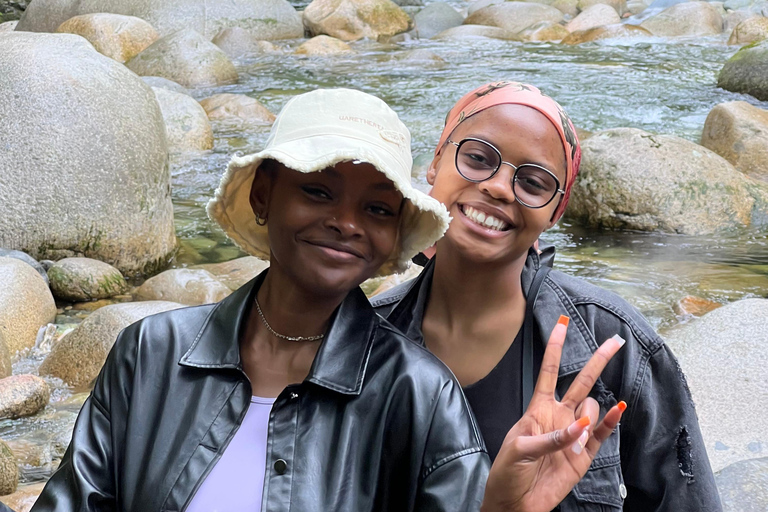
[427,104,567,266]
[250,160,404,299]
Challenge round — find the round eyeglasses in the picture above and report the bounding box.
[448,138,565,209]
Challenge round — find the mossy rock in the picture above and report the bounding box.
[47,257,128,302]
[718,40,768,101]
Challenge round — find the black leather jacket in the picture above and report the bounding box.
[31,271,489,512]
[371,245,723,512]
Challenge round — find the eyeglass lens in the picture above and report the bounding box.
[456,139,559,208]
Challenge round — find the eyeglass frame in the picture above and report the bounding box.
[447,137,566,209]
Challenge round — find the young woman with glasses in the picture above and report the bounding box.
[373,82,722,511]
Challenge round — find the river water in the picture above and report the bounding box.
[172,34,768,332]
[3,27,768,487]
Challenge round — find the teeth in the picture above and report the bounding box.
[462,206,509,231]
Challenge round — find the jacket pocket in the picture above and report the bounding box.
[567,454,625,511]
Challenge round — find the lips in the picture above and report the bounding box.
[303,239,366,260]
[459,204,513,232]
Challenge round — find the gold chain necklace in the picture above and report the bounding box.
[254,298,325,342]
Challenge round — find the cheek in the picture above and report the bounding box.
[368,222,400,263]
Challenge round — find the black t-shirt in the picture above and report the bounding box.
[462,329,524,462]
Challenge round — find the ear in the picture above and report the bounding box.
[426,152,443,186]
[249,163,274,218]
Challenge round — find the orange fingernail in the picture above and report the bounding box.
[558,315,570,327]
[617,401,627,413]
[576,416,591,428]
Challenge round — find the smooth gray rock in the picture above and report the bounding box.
[141,76,190,95]
[567,127,768,234]
[640,1,724,36]
[413,2,464,39]
[134,268,232,305]
[719,39,768,101]
[151,87,214,151]
[0,32,176,274]
[716,457,768,511]
[39,301,184,388]
[0,257,56,355]
[15,0,303,40]
[0,375,50,420]
[0,249,48,285]
[126,29,238,88]
[47,257,128,302]
[665,299,768,473]
[464,2,564,34]
[212,27,279,59]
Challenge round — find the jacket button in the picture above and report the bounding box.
[619,483,627,499]
[274,459,288,474]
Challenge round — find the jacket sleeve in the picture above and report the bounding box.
[620,338,722,512]
[30,327,137,512]
[414,379,489,512]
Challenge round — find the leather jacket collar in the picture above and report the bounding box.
[180,269,376,395]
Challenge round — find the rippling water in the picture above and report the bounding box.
[169,35,768,330]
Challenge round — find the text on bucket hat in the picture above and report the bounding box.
[207,88,451,276]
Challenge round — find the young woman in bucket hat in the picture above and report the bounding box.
[31,88,624,512]
[372,82,722,511]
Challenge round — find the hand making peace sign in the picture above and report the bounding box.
[481,315,628,512]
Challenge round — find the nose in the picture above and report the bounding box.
[478,162,516,203]
[323,206,363,238]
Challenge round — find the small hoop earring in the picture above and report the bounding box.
[255,212,267,226]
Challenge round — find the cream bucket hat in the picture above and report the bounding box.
[207,88,451,276]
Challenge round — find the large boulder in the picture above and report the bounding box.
[152,87,214,152]
[716,457,768,511]
[47,257,128,302]
[517,20,569,41]
[664,299,768,473]
[0,440,18,496]
[566,128,768,234]
[432,24,519,40]
[577,0,626,15]
[718,39,768,101]
[39,301,184,388]
[701,101,768,183]
[464,2,564,34]
[295,34,353,55]
[562,23,651,43]
[728,15,768,45]
[303,0,411,41]
[0,331,11,379]
[0,375,50,420]
[640,1,723,36]
[565,3,621,32]
[192,256,268,291]
[134,268,232,305]
[16,0,303,40]
[141,76,190,95]
[0,33,175,274]
[0,249,48,285]
[199,94,276,127]
[0,257,56,354]
[55,13,159,63]
[0,20,18,31]
[412,2,464,39]
[126,29,238,88]
[212,27,279,59]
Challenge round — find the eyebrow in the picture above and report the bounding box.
[462,133,567,174]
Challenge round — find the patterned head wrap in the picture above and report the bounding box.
[436,81,581,221]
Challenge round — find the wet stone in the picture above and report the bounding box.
[0,375,50,420]
[716,457,768,511]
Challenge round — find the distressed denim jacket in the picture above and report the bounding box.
[371,244,723,512]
